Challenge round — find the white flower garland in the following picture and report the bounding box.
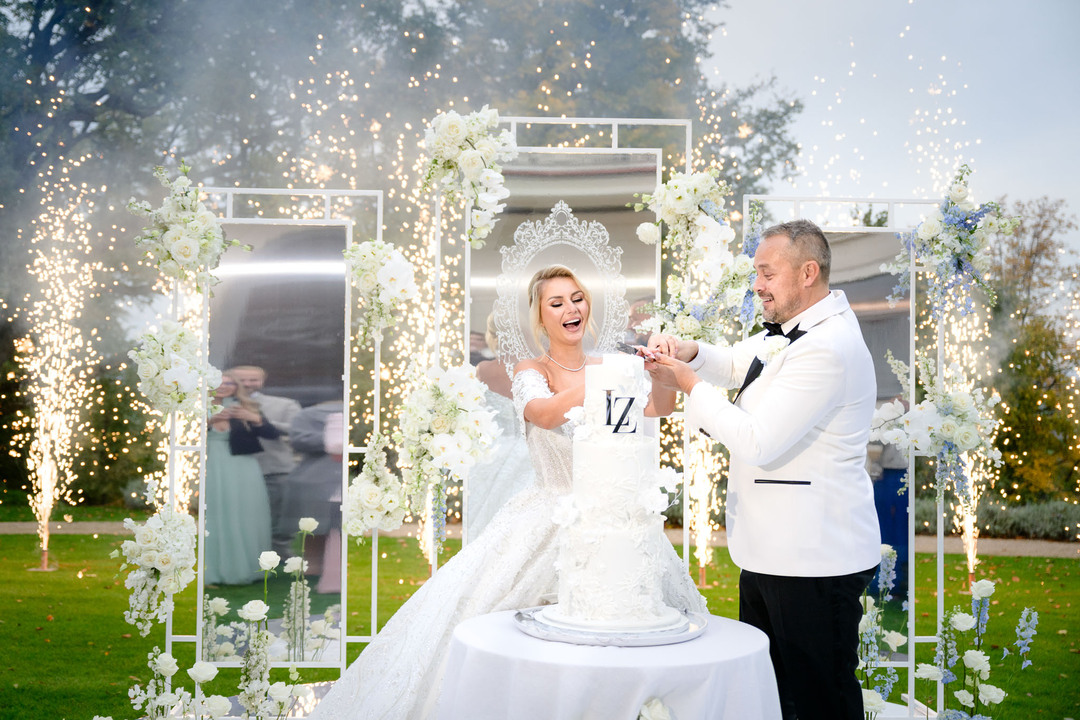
[883,164,1018,319]
[393,364,500,550]
[344,431,407,538]
[114,507,198,636]
[344,238,418,344]
[423,105,518,247]
[633,169,758,343]
[128,320,222,417]
[127,160,241,291]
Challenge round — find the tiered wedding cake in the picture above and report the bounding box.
[539,353,687,633]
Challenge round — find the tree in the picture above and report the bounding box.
[987,196,1080,501]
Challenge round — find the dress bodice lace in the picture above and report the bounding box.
[512,369,574,496]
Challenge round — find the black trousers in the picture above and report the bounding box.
[739,566,876,720]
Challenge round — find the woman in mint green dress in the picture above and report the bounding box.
[203,372,280,586]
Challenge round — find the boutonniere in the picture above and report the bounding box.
[759,335,791,365]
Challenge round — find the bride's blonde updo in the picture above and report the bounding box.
[527,264,595,347]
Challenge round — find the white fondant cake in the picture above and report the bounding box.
[540,353,686,633]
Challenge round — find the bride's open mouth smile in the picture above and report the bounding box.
[563,317,582,331]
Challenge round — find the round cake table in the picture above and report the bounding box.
[435,610,781,720]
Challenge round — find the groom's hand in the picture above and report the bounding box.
[647,333,699,363]
[646,353,700,395]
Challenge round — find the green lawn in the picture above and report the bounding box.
[0,532,1076,719]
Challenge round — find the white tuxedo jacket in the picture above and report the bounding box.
[685,290,881,577]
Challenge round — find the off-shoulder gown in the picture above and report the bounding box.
[309,369,707,720]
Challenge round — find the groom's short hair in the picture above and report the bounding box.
[762,219,832,286]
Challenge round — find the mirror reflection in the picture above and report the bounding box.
[464,150,661,542]
[202,222,347,664]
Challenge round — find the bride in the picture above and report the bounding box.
[309,264,706,720]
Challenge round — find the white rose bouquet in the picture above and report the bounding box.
[393,363,500,550]
[114,507,198,636]
[883,164,1019,320]
[345,431,407,539]
[423,105,518,247]
[869,351,1001,501]
[128,320,222,418]
[127,160,242,291]
[914,580,1037,719]
[633,169,758,341]
[344,238,418,344]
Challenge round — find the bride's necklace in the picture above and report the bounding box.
[545,352,587,372]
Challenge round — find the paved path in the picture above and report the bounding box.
[2,521,1076,558]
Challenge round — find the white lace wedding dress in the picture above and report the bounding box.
[309,370,707,720]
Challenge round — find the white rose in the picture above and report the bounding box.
[963,649,991,679]
[153,691,179,710]
[238,599,269,623]
[723,287,746,309]
[268,682,291,703]
[937,416,959,443]
[153,552,175,573]
[970,579,996,600]
[637,222,661,245]
[258,551,281,571]
[136,357,160,382]
[208,597,229,615]
[187,660,218,684]
[457,148,487,181]
[673,314,701,338]
[948,182,970,205]
[862,689,887,714]
[158,574,181,594]
[950,612,976,631]
[153,652,180,677]
[436,112,467,145]
[917,213,944,241]
[948,390,975,415]
[953,689,974,708]
[359,482,384,510]
[914,663,942,681]
[299,517,319,533]
[169,233,200,266]
[638,697,672,720]
[203,695,233,718]
[284,556,306,574]
[952,423,981,452]
[978,683,1006,705]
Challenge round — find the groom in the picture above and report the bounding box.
[648,219,880,720]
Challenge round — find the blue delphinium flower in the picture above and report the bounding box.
[1014,608,1039,669]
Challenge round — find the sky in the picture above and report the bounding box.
[705,0,1080,247]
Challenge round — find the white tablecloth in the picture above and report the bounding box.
[435,611,781,720]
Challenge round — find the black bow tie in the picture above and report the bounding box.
[731,323,806,403]
[764,321,806,342]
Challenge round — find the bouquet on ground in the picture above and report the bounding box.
[345,238,418,344]
[869,351,1001,500]
[883,164,1018,319]
[129,320,222,417]
[127,160,241,291]
[394,364,500,548]
[423,105,518,247]
[345,431,407,538]
[914,580,1037,719]
[114,506,198,636]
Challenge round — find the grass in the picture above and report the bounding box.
[0,531,1076,720]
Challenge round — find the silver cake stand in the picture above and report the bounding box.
[513,606,709,647]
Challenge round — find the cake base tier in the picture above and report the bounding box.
[513,606,707,647]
